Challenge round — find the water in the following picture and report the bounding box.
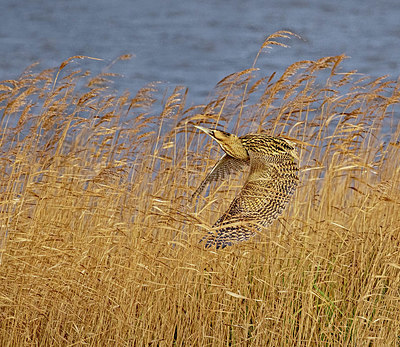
[1,0,400,105]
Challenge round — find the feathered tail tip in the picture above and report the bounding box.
[199,233,233,249]
[199,224,257,250]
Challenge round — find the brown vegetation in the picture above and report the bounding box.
[1,32,399,345]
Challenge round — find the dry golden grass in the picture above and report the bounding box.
[1,33,400,345]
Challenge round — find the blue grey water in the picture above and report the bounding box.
[1,0,400,105]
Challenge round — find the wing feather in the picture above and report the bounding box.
[191,154,248,201]
[201,151,298,249]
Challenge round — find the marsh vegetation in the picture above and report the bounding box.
[1,32,399,345]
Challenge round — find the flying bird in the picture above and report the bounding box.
[192,125,299,249]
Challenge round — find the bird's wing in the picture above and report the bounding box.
[201,151,299,249]
[191,154,248,201]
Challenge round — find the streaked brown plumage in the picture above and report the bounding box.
[193,125,299,249]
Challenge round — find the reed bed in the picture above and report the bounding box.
[1,32,399,346]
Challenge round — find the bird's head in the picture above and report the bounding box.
[194,125,248,159]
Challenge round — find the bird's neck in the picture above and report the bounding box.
[220,140,249,160]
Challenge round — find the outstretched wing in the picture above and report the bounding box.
[201,151,299,249]
[191,154,248,201]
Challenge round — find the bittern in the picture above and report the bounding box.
[193,125,299,249]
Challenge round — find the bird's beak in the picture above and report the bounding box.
[194,125,214,137]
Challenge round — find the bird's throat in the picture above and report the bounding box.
[220,141,249,160]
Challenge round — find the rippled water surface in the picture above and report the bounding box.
[1,0,400,103]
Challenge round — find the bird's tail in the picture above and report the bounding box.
[199,222,260,249]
